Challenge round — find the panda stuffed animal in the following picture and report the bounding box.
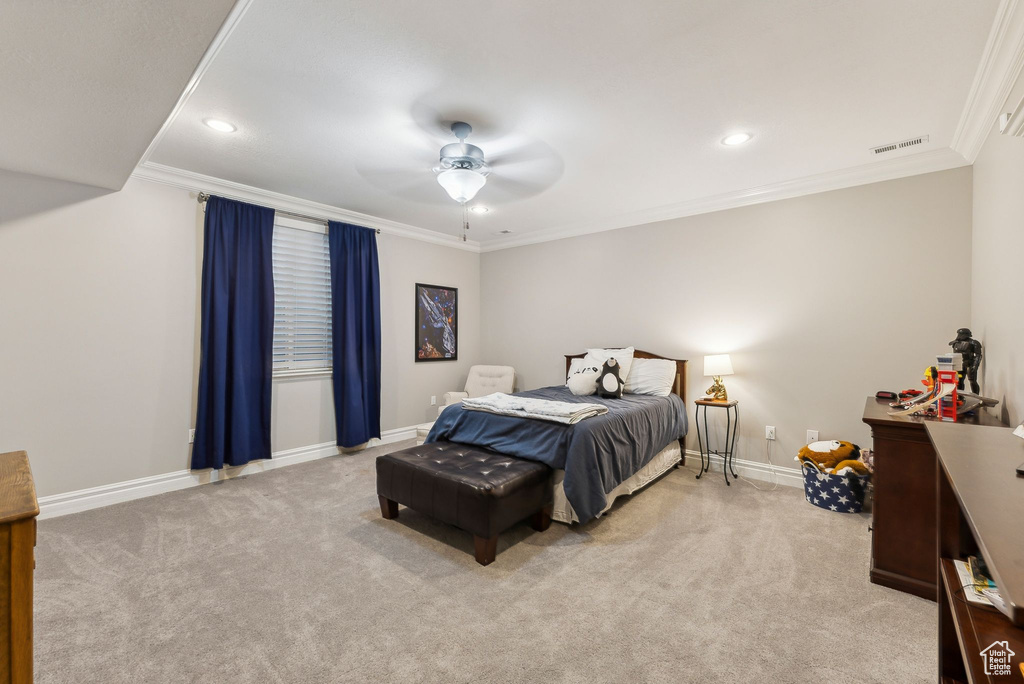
[596,358,625,399]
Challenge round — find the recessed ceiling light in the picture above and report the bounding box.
[470,206,490,214]
[721,132,752,146]
[204,118,236,133]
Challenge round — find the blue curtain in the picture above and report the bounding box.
[192,196,276,470]
[328,221,382,447]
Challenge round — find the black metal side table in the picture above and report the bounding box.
[694,399,739,485]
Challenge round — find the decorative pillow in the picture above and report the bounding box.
[566,357,585,383]
[624,358,677,396]
[583,347,634,382]
[567,359,601,396]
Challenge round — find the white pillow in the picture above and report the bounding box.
[566,358,601,396]
[624,358,677,397]
[583,347,635,382]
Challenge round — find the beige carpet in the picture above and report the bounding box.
[34,441,935,683]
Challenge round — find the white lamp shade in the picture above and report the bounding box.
[703,354,734,377]
[437,168,486,203]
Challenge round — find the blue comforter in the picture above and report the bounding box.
[426,386,688,522]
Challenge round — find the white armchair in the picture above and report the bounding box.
[438,365,516,417]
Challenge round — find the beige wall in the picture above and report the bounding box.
[0,178,479,497]
[377,232,480,427]
[481,168,974,469]
[0,164,981,497]
[972,73,1024,427]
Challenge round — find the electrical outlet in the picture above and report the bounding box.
[806,429,819,443]
[188,428,196,444]
[430,396,436,406]
[765,426,776,441]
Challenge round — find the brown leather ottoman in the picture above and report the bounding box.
[376,442,553,566]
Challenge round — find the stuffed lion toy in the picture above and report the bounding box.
[796,440,869,476]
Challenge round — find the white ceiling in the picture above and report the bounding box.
[145,0,998,244]
[0,0,238,220]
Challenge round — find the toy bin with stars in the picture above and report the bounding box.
[800,465,871,513]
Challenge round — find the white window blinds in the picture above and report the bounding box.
[271,222,332,375]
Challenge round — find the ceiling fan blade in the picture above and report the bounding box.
[480,174,551,202]
[487,139,556,169]
[485,137,564,201]
[355,165,447,204]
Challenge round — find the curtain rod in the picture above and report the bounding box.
[197,192,381,234]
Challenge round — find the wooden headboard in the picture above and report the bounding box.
[564,349,687,402]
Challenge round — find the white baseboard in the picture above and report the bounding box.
[684,449,803,488]
[37,425,417,520]
[38,433,797,520]
[371,425,417,446]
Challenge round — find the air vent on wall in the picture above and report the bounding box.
[871,135,929,155]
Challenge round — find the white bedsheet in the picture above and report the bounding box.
[551,441,682,523]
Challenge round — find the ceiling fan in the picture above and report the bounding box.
[435,121,489,204]
[353,115,564,239]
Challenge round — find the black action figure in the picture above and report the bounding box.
[949,328,982,394]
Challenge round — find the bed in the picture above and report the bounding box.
[426,350,688,524]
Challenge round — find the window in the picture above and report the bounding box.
[272,219,332,375]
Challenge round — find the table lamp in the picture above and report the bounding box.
[703,354,734,402]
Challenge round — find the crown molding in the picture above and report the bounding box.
[479,146,969,253]
[137,145,964,257]
[131,161,481,253]
[951,0,1024,163]
[134,0,256,170]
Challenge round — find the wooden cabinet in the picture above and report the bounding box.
[861,398,1003,601]
[0,451,38,684]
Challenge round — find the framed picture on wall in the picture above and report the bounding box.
[415,283,458,362]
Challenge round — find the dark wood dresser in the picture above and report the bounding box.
[928,422,1024,683]
[862,398,1003,601]
[0,451,38,684]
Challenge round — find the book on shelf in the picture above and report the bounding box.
[954,558,999,607]
[969,555,998,593]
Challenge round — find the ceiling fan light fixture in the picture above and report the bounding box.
[437,167,486,204]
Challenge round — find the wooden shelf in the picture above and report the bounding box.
[928,422,1024,625]
[940,558,1024,683]
[931,423,1024,682]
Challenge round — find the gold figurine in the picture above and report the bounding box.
[705,376,728,402]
